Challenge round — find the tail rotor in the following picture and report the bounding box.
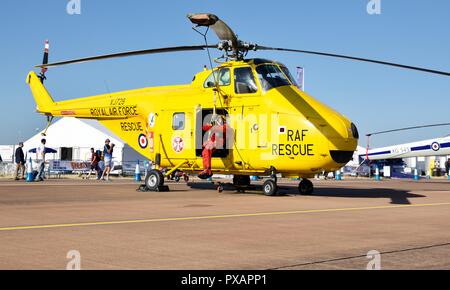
[38,40,49,83]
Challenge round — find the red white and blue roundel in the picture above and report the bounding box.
[138,134,148,149]
[431,142,441,152]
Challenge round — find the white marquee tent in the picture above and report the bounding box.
[21,117,147,168]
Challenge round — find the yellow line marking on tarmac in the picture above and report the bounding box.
[1,202,450,232]
[0,182,135,187]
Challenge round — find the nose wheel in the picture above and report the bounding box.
[262,166,279,196]
[262,179,278,196]
[298,179,314,195]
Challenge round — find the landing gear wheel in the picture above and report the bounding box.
[299,179,314,195]
[217,184,224,193]
[145,169,164,191]
[263,180,278,196]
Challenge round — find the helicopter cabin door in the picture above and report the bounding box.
[160,110,194,165]
[195,108,231,167]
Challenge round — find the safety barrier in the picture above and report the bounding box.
[0,162,16,177]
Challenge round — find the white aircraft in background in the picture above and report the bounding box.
[361,136,450,160]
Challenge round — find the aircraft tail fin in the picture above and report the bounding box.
[26,71,56,114]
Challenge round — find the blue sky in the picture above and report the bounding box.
[0,0,449,148]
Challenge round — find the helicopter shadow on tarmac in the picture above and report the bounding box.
[187,182,425,205]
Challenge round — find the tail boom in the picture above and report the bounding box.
[26,71,139,120]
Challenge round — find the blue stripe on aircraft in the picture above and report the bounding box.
[411,145,431,151]
[367,150,391,156]
[362,142,450,157]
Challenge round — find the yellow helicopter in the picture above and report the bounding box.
[27,13,450,195]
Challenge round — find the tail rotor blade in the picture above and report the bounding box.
[42,40,49,65]
[39,40,49,83]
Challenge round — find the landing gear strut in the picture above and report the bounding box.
[298,179,314,195]
[41,116,54,136]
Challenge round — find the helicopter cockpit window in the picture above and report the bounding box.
[234,67,258,94]
[280,66,299,87]
[172,113,185,130]
[256,64,291,92]
[204,68,231,88]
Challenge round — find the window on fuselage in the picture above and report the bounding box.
[203,68,231,88]
[256,64,292,92]
[172,113,185,130]
[234,67,258,94]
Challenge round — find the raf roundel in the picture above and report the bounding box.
[138,134,148,149]
[431,142,441,152]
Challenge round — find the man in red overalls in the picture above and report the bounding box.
[198,115,227,179]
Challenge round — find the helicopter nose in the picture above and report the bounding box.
[328,122,359,164]
[330,150,354,164]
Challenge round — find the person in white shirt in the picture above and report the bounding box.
[35,139,46,182]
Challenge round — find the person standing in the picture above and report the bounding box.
[100,139,115,181]
[445,158,450,176]
[97,150,105,180]
[14,142,26,180]
[35,139,47,182]
[86,148,100,179]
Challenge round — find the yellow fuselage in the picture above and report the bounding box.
[27,59,358,178]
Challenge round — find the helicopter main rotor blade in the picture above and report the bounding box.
[188,13,238,52]
[36,45,217,68]
[257,46,450,76]
[211,19,238,48]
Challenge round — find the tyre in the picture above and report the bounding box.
[262,180,278,196]
[145,169,164,191]
[299,179,314,195]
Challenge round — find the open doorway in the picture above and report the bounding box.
[60,147,73,161]
[196,108,230,158]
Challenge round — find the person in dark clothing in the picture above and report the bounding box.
[86,148,100,179]
[14,142,26,180]
[445,158,450,176]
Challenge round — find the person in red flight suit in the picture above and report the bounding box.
[198,115,227,180]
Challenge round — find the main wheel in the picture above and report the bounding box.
[263,180,278,196]
[145,169,164,191]
[299,179,314,195]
